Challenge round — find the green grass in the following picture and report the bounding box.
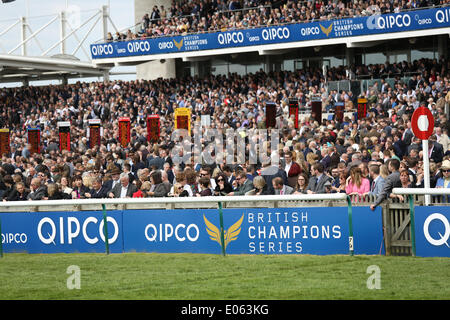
[0,253,449,300]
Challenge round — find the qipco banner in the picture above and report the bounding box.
[414,206,450,257]
[0,211,123,254]
[91,7,450,60]
[122,207,384,255]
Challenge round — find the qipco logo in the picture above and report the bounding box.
[423,213,450,248]
[366,13,411,30]
[218,31,244,45]
[37,216,119,245]
[436,7,450,23]
[127,41,151,53]
[91,43,114,56]
[301,26,320,36]
[262,27,290,41]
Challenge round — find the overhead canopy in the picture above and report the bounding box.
[0,54,110,84]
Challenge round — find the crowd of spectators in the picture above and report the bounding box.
[106,0,448,42]
[0,57,449,207]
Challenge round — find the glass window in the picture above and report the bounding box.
[364,52,387,65]
[411,49,435,61]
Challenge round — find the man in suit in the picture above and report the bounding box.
[365,165,385,198]
[272,177,294,195]
[109,173,138,198]
[428,138,444,164]
[229,171,254,196]
[27,177,48,200]
[370,159,401,210]
[103,167,121,192]
[85,177,109,199]
[306,163,332,194]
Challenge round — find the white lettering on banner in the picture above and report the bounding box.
[37,216,119,245]
[145,223,199,242]
[91,43,113,56]
[218,32,244,45]
[262,27,290,40]
[127,41,151,53]
[247,211,342,253]
[158,41,174,49]
[423,213,450,247]
[1,233,28,244]
[301,26,320,36]
[436,8,450,23]
[376,14,411,29]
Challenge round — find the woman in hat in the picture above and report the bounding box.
[436,159,450,202]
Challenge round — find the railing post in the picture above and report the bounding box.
[102,204,110,255]
[218,202,226,257]
[408,195,416,257]
[347,196,354,256]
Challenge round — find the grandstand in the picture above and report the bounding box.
[0,0,449,261]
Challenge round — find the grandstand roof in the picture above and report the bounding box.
[0,54,110,84]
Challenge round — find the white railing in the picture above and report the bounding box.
[392,188,450,195]
[0,193,348,209]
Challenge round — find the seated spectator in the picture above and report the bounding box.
[109,173,138,198]
[5,181,29,201]
[147,170,168,197]
[85,177,109,198]
[45,183,71,200]
[60,176,73,196]
[133,181,152,198]
[228,171,254,196]
[293,173,309,194]
[214,173,233,196]
[197,177,212,196]
[1,175,15,201]
[272,176,294,195]
[251,175,273,195]
[27,177,48,200]
[71,175,90,199]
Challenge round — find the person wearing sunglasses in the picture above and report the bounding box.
[214,173,233,196]
[436,159,450,202]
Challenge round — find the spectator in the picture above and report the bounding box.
[272,176,294,195]
[109,173,138,198]
[86,177,109,198]
[214,173,233,196]
[370,159,402,210]
[6,181,29,201]
[365,165,385,198]
[71,175,90,199]
[27,177,48,200]
[294,173,309,194]
[45,183,71,200]
[345,166,370,197]
[306,163,332,194]
[198,177,213,196]
[147,170,168,197]
[229,171,254,196]
[251,175,272,195]
[283,150,302,189]
[435,159,450,202]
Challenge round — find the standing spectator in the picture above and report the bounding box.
[283,151,302,189]
[370,159,402,210]
[435,160,450,202]
[306,163,332,194]
[365,165,385,198]
[345,166,370,197]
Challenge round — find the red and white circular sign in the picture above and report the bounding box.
[411,106,434,140]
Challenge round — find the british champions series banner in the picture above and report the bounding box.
[1,207,383,255]
[91,7,450,59]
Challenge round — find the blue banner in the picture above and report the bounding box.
[123,207,383,255]
[0,206,383,255]
[0,211,123,253]
[414,206,450,257]
[91,7,450,59]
